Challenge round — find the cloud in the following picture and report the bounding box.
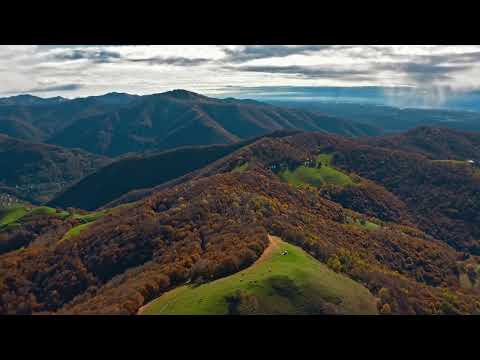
[52,49,122,63]
[2,45,480,99]
[222,45,336,63]
[416,51,480,66]
[21,83,84,93]
[378,61,473,83]
[128,56,211,66]
[228,64,375,81]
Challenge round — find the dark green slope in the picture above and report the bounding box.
[49,130,300,211]
[47,90,380,156]
[0,135,110,204]
[49,143,244,210]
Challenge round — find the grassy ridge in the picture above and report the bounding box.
[59,223,93,244]
[232,162,249,173]
[141,237,378,315]
[0,206,70,229]
[59,203,136,243]
[0,206,29,226]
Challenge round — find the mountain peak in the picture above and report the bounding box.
[161,89,207,100]
[0,94,67,106]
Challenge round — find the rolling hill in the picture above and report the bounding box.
[49,143,246,210]
[1,128,480,315]
[0,93,139,142]
[140,235,378,315]
[49,130,300,211]
[362,126,480,161]
[0,134,110,203]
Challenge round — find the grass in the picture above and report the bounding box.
[58,222,94,244]
[356,219,381,231]
[232,162,249,173]
[0,201,136,244]
[433,160,470,165]
[0,205,71,232]
[59,203,136,243]
[0,206,29,226]
[73,203,135,223]
[345,216,381,231]
[278,154,353,189]
[317,153,333,166]
[434,160,464,164]
[29,206,58,216]
[141,236,378,315]
[0,205,71,225]
[73,209,109,223]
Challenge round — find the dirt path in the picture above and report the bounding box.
[257,235,280,264]
[137,234,279,315]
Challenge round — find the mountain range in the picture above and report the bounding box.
[0,90,380,203]
[0,90,378,157]
[270,100,480,133]
[1,89,480,315]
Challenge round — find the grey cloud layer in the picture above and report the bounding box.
[128,56,211,66]
[222,45,336,62]
[50,49,212,67]
[1,45,480,98]
[52,49,122,63]
[11,83,83,94]
[379,62,471,82]
[227,65,376,81]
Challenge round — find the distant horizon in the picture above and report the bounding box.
[3,85,480,112]
[0,85,423,99]
[3,45,480,101]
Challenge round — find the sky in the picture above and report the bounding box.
[2,45,480,102]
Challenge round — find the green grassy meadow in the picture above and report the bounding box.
[232,162,249,173]
[0,206,29,226]
[58,222,94,244]
[140,236,378,315]
[278,154,354,189]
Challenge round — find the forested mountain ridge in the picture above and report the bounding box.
[0,134,110,204]
[49,130,300,210]
[1,129,480,315]
[362,126,480,161]
[0,90,379,156]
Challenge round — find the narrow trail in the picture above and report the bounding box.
[137,234,279,315]
[257,235,280,264]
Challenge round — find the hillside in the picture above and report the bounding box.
[140,236,378,315]
[0,93,139,142]
[0,135,110,203]
[0,90,378,156]
[363,127,480,161]
[47,90,379,156]
[0,94,67,107]
[269,100,480,133]
[1,129,480,315]
[109,129,480,255]
[49,143,245,210]
[283,132,480,254]
[49,130,299,210]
